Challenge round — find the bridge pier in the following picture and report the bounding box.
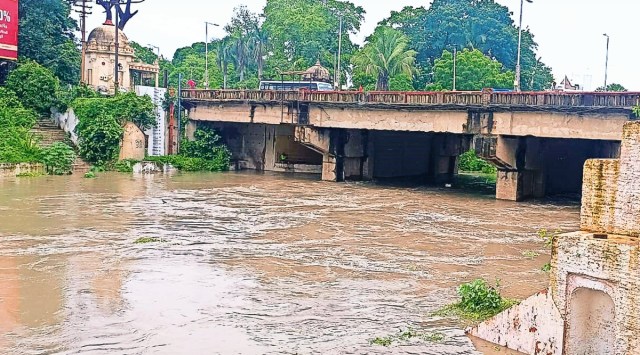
[489,136,620,201]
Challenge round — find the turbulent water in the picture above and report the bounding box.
[0,172,580,354]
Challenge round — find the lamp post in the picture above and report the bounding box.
[515,0,533,92]
[336,16,343,90]
[204,21,219,89]
[603,33,610,92]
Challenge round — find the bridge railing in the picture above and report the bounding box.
[182,89,640,108]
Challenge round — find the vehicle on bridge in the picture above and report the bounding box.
[259,80,334,91]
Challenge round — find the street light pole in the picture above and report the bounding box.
[515,0,533,92]
[204,21,219,89]
[336,16,343,90]
[453,48,457,91]
[148,44,160,87]
[603,33,610,92]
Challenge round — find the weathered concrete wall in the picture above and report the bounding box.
[550,231,640,354]
[492,111,627,140]
[189,103,286,126]
[0,163,45,177]
[308,106,469,133]
[190,102,628,141]
[581,122,640,236]
[119,122,146,161]
[467,290,564,354]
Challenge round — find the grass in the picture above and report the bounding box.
[370,328,446,347]
[433,299,519,324]
[541,263,552,272]
[134,237,162,244]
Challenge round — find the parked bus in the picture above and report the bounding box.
[259,81,334,91]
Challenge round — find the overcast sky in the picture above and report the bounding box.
[79,0,639,91]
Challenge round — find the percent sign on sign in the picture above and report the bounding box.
[0,10,10,22]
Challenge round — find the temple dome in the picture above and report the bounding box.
[303,60,331,83]
[87,23,129,46]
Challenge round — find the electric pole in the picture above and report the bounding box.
[74,0,93,85]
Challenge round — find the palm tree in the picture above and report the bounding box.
[216,38,234,89]
[251,25,269,81]
[229,33,250,82]
[352,27,417,91]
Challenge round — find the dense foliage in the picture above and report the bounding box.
[457,279,503,313]
[156,0,558,92]
[73,93,155,165]
[145,127,231,172]
[0,93,40,163]
[458,150,497,174]
[428,49,514,91]
[41,142,76,175]
[5,61,60,115]
[17,0,80,84]
[74,99,123,165]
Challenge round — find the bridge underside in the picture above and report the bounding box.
[188,120,620,201]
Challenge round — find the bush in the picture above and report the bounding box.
[41,142,76,175]
[5,61,60,116]
[178,127,231,171]
[434,279,517,323]
[72,94,155,165]
[458,279,502,313]
[0,90,41,163]
[459,149,496,174]
[76,113,122,165]
[146,155,228,172]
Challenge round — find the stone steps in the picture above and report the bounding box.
[31,120,68,148]
[29,120,93,173]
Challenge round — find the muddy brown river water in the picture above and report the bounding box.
[0,172,580,354]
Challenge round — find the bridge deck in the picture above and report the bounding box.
[182,89,640,113]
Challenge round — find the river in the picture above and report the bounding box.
[0,172,580,354]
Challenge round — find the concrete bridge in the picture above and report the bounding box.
[182,89,639,201]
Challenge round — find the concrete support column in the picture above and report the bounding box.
[322,154,338,181]
[496,169,545,201]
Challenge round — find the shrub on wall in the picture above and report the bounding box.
[72,93,155,165]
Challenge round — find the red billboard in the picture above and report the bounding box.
[0,0,18,61]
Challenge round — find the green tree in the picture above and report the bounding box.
[6,61,60,116]
[18,0,80,83]
[352,27,416,91]
[380,0,553,91]
[428,49,514,91]
[596,83,628,92]
[130,41,159,65]
[262,0,364,81]
[225,6,259,83]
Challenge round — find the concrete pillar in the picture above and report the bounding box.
[322,153,337,181]
[496,169,545,201]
